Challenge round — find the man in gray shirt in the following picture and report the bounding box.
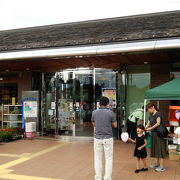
[92,96,117,180]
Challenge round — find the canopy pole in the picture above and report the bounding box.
[157,100,160,109]
[144,99,147,126]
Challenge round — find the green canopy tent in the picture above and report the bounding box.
[145,78,180,100]
[143,78,180,125]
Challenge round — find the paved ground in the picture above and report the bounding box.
[0,138,179,180]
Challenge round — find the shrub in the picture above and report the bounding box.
[0,128,25,142]
[0,128,14,141]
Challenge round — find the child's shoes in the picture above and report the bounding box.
[141,168,148,171]
[135,168,148,173]
[134,169,140,173]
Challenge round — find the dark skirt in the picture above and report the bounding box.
[134,147,147,158]
[150,131,166,158]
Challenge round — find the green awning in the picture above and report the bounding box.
[144,78,180,100]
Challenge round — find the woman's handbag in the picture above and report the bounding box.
[156,121,169,137]
[176,144,180,152]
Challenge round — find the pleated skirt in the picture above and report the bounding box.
[150,131,166,159]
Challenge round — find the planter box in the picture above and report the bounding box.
[2,138,12,142]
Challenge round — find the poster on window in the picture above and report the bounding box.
[58,99,75,130]
[102,88,116,109]
[23,101,38,117]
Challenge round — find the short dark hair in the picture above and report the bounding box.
[99,96,109,106]
[137,124,145,131]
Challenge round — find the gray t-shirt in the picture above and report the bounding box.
[91,107,117,139]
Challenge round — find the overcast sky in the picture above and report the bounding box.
[0,0,180,31]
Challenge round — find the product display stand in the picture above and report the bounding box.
[1,104,22,128]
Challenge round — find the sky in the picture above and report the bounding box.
[0,0,180,31]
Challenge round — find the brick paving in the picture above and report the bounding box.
[0,138,179,180]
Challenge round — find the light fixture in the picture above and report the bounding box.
[0,78,3,80]
[26,68,30,71]
[144,61,148,64]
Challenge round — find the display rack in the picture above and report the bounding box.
[1,104,22,128]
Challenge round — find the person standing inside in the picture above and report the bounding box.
[145,102,166,172]
[127,106,144,140]
[92,96,117,180]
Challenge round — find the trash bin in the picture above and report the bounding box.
[25,122,36,139]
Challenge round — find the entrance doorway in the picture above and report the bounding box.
[44,68,117,137]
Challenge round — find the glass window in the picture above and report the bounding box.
[126,65,150,122]
[95,68,116,103]
[171,63,180,79]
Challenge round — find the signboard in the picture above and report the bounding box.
[23,101,38,117]
[22,91,39,131]
[102,88,116,109]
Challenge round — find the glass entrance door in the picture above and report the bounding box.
[75,69,94,137]
[57,72,74,136]
[44,68,117,137]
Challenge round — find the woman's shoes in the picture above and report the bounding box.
[155,166,165,172]
[149,164,160,168]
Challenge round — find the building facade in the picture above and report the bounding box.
[0,11,180,138]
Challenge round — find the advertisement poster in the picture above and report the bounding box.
[58,99,75,130]
[23,101,38,117]
[102,88,116,109]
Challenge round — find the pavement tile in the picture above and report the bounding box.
[0,138,179,180]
